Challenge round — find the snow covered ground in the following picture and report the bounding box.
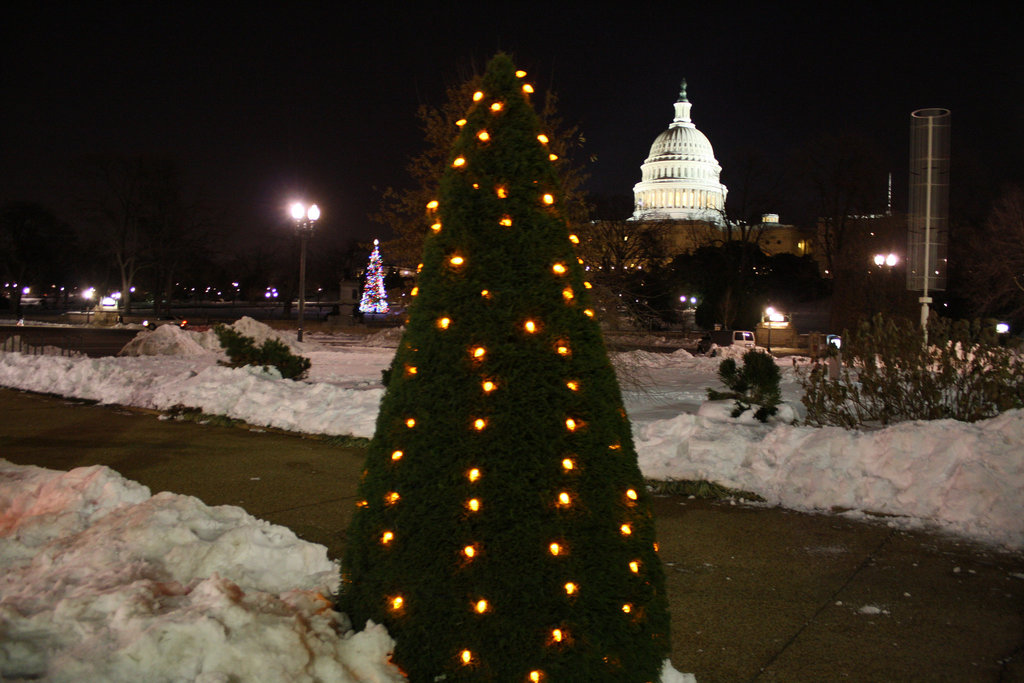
[1,317,1022,680]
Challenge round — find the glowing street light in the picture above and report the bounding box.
[289,202,320,342]
[873,253,899,268]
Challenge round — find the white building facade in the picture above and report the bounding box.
[632,80,728,225]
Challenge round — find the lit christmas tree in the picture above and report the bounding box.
[342,54,669,682]
[359,239,390,314]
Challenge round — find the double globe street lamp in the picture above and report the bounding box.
[290,202,320,342]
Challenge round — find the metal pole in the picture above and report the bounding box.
[920,116,933,344]
[297,230,308,342]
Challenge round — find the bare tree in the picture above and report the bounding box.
[962,185,1024,326]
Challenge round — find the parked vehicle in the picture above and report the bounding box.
[697,330,756,354]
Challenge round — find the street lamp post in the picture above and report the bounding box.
[290,202,320,342]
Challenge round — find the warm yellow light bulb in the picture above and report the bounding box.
[622,603,632,614]
[564,582,577,595]
[449,255,464,266]
[620,524,632,535]
[381,531,394,544]
[552,263,566,274]
[537,134,549,144]
[557,345,569,356]
[472,346,486,359]
[629,560,640,573]
[463,545,476,558]
[654,542,660,552]
[405,418,416,428]
[453,157,465,167]
[477,130,490,141]
[356,499,368,507]
[496,186,507,198]
[473,418,486,431]
[437,317,451,330]
[468,467,481,482]
[490,102,503,111]
[480,289,490,298]
[461,649,473,664]
[551,629,563,642]
[455,118,467,127]
[566,380,578,391]
[386,491,400,504]
[583,281,592,289]
[609,443,622,450]
[474,599,488,613]
[416,263,423,272]
[482,380,495,393]
[515,70,527,78]
[523,83,534,94]
[391,450,403,461]
[542,193,555,205]
[410,287,418,296]
[549,542,561,555]
[524,320,537,333]
[558,491,571,505]
[565,418,576,431]
[584,309,595,318]
[431,222,442,232]
[530,671,542,682]
[561,458,574,470]
[568,234,579,244]
[499,216,512,227]
[549,153,558,161]
[391,596,403,610]
[426,200,439,211]
[467,498,480,512]
[626,488,638,501]
[472,91,484,101]
[562,287,574,300]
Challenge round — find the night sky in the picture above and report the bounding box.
[3,3,1021,245]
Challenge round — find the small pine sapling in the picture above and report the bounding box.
[707,350,781,421]
[214,325,311,380]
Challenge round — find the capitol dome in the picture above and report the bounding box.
[632,80,728,224]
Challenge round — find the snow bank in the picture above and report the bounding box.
[634,406,1024,547]
[2,340,1022,548]
[0,460,403,682]
[118,316,320,358]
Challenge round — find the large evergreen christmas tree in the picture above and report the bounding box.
[359,239,390,314]
[342,54,669,682]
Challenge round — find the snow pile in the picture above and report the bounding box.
[118,323,217,357]
[2,335,1023,548]
[633,405,1024,547]
[358,326,404,348]
[118,316,320,358]
[0,460,403,682]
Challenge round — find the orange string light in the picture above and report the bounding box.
[391,450,403,461]
[437,317,451,330]
[405,418,416,428]
[542,193,554,204]
[453,157,465,167]
[561,458,574,470]
[473,418,487,430]
[467,498,481,512]
[390,596,403,610]
[552,263,566,274]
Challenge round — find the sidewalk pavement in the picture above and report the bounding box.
[2,387,1022,682]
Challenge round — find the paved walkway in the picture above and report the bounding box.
[2,387,1022,682]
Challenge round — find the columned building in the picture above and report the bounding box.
[632,80,728,225]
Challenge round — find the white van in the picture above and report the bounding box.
[697,330,756,353]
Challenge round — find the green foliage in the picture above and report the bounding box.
[799,314,1024,427]
[342,55,669,682]
[214,325,311,380]
[707,350,781,422]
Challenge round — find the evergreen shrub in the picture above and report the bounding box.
[799,314,1024,427]
[706,350,781,422]
[214,325,311,380]
[342,54,669,682]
